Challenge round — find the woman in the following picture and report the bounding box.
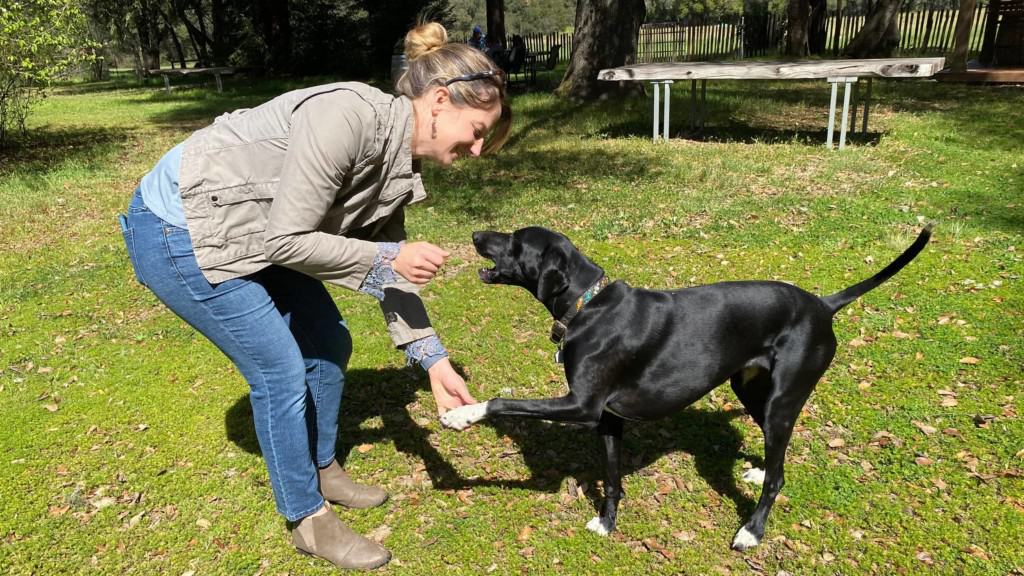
[118,22,510,570]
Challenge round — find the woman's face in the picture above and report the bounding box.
[431,101,502,166]
[414,87,502,167]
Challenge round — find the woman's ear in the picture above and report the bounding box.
[431,86,451,112]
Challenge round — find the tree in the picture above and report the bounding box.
[0,0,94,146]
[844,0,903,58]
[784,0,809,55]
[950,0,977,72]
[486,0,506,46]
[556,0,646,100]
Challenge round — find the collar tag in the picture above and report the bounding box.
[554,349,564,364]
[549,321,567,345]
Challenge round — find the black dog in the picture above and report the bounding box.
[441,225,931,550]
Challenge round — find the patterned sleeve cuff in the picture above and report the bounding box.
[403,335,448,370]
[358,242,401,301]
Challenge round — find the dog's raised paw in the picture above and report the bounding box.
[586,516,613,536]
[741,468,765,485]
[731,527,760,551]
[440,402,489,430]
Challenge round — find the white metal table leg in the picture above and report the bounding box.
[663,80,673,140]
[163,74,171,93]
[652,81,661,141]
[827,76,858,149]
[840,78,853,149]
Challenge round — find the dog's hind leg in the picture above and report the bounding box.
[731,368,771,485]
[587,411,625,536]
[732,345,831,551]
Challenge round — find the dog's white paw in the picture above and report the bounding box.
[440,402,489,431]
[741,468,765,486]
[731,527,760,551]
[586,516,613,536]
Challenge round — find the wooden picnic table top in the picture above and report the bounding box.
[599,58,945,81]
[148,67,237,77]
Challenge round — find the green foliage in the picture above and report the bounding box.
[448,0,576,36]
[647,0,745,20]
[0,0,94,146]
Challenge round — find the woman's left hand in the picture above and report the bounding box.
[427,357,477,415]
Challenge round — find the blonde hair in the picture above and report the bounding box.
[396,21,511,154]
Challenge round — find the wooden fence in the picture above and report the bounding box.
[499,3,992,64]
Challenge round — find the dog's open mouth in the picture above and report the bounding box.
[478,267,500,283]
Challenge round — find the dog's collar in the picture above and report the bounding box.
[550,276,611,346]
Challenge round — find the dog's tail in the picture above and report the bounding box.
[821,224,933,315]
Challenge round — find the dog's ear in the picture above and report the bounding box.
[536,249,569,302]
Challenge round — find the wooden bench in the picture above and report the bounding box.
[148,67,237,93]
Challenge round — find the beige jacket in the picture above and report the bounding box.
[177,82,434,347]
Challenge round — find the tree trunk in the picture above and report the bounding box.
[556,0,646,100]
[210,0,229,66]
[172,0,214,66]
[254,0,292,71]
[808,0,828,54]
[486,0,506,48]
[844,0,904,58]
[950,0,977,71]
[159,7,189,68]
[785,0,810,56]
[132,2,164,72]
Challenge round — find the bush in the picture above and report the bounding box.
[0,0,94,146]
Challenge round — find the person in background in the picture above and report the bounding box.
[484,34,508,70]
[118,20,511,571]
[468,24,486,50]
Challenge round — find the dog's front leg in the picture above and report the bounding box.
[587,412,624,536]
[441,394,602,430]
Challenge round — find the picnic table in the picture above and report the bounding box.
[598,58,946,149]
[149,67,237,93]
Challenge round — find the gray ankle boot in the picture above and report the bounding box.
[292,508,391,570]
[319,461,388,509]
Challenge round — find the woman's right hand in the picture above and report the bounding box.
[392,241,450,285]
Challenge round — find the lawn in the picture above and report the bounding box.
[1,71,1021,575]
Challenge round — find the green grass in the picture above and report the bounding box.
[1,72,1022,575]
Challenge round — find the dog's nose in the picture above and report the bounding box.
[472,231,484,245]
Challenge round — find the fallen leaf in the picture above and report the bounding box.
[941,397,959,408]
[964,545,989,560]
[356,444,373,454]
[959,357,980,365]
[517,526,532,542]
[827,438,846,448]
[196,518,211,530]
[915,456,934,466]
[367,524,392,543]
[912,421,937,435]
[43,404,60,412]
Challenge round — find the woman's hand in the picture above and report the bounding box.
[393,242,450,285]
[427,358,477,415]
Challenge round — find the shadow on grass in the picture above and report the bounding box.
[0,125,134,174]
[224,365,762,522]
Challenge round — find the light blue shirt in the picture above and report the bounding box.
[139,143,187,229]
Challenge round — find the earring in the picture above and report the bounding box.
[431,118,437,139]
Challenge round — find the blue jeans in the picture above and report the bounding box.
[119,188,351,521]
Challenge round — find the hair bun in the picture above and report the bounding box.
[405,22,448,60]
